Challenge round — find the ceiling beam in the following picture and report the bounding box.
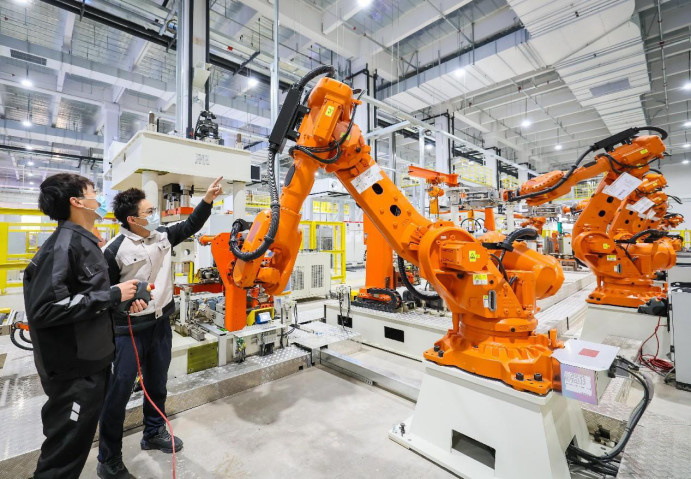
[322,0,366,35]
[60,10,76,52]
[361,0,472,57]
[237,0,360,60]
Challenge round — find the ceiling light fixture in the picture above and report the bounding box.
[21,78,33,88]
[27,172,33,177]
[23,120,32,127]
[26,145,33,150]
[358,0,372,7]
[684,160,690,165]
[554,144,562,150]
[685,120,691,128]
[425,143,433,150]
[247,77,259,88]
[521,119,531,128]
[684,82,691,91]
[684,143,691,149]
[454,67,465,77]
[27,160,35,166]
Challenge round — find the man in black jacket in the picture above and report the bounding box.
[97,177,223,479]
[23,173,142,479]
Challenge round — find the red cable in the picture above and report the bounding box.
[638,316,674,375]
[127,313,177,479]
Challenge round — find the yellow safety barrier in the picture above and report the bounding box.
[454,159,493,187]
[299,220,346,283]
[500,175,519,190]
[0,220,119,294]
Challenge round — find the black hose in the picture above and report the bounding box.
[500,227,539,252]
[507,146,594,201]
[397,255,440,301]
[10,328,33,351]
[295,65,335,90]
[19,329,32,344]
[229,66,335,262]
[567,362,651,467]
[617,229,667,244]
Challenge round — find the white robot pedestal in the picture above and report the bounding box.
[389,362,594,479]
[581,303,668,356]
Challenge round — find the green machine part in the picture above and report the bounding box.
[187,342,219,374]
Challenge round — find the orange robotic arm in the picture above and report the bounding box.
[506,127,676,309]
[209,67,566,394]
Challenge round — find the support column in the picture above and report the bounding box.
[435,115,450,174]
[390,132,397,185]
[418,127,427,212]
[175,0,209,138]
[142,170,160,212]
[102,102,120,205]
[232,181,246,221]
[350,58,369,136]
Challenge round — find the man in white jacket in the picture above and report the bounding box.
[97,177,223,479]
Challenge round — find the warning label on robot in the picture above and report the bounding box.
[607,255,617,261]
[563,370,593,396]
[602,173,642,200]
[469,251,479,262]
[351,164,383,194]
[473,274,488,285]
[483,295,489,308]
[628,197,655,215]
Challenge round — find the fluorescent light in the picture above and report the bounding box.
[684,143,691,149]
[26,145,33,150]
[684,82,691,91]
[21,78,33,87]
[554,144,562,151]
[521,119,531,128]
[247,77,259,88]
[425,144,433,150]
[22,120,32,127]
[27,160,34,166]
[684,160,690,165]
[454,67,465,77]
[358,0,372,7]
[29,181,34,185]
[685,120,691,128]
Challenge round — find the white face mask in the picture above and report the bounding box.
[144,212,161,232]
[81,195,108,220]
[138,212,161,232]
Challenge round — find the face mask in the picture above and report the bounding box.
[141,212,161,232]
[82,195,108,220]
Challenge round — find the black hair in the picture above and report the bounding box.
[38,173,95,221]
[112,188,146,230]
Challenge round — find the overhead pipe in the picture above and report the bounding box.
[38,0,291,90]
[655,0,670,116]
[361,94,538,175]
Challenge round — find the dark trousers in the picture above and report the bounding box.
[97,317,172,464]
[34,368,110,479]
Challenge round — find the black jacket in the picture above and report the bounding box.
[23,221,121,381]
[104,200,212,335]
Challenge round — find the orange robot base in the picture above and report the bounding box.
[587,278,667,308]
[423,315,561,394]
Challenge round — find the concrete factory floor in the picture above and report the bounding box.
[80,366,453,479]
